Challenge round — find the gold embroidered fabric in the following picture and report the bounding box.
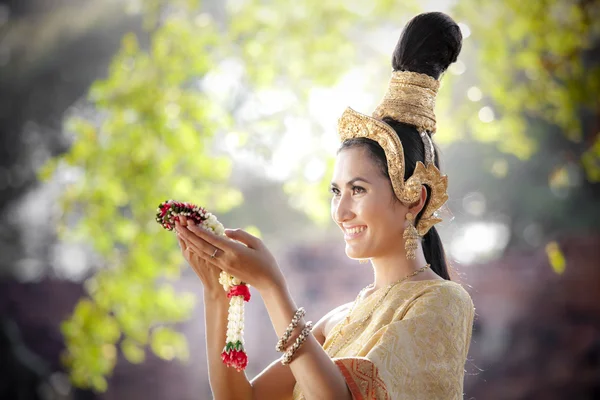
[292,280,475,400]
[372,71,440,134]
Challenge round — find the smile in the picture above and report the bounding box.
[344,226,367,240]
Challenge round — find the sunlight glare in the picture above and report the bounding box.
[450,221,510,264]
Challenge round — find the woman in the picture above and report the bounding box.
[175,11,474,400]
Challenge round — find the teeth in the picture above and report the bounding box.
[346,226,366,234]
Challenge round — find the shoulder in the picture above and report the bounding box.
[413,280,472,304]
[432,280,472,303]
[402,280,474,321]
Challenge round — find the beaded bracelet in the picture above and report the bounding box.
[281,321,314,366]
[276,307,306,352]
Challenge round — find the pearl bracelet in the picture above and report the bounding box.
[276,307,306,352]
[281,321,313,366]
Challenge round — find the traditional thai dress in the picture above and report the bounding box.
[292,279,474,399]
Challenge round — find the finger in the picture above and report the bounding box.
[179,233,207,266]
[179,230,228,266]
[180,215,188,226]
[175,220,190,237]
[183,236,223,267]
[175,222,185,246]
[178,223,222,257]
[178,232,205,257]
[224,228,262,250]
[177,232,188,252]
[186,221,241,252]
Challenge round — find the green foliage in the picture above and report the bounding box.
[444,0,600,252]
[582,134,600,182]
[41,5,233,391]
[229,0,356,88]
[150,326,189,361]
[60,300,119,390]
[121,338,146,364]
[453,0,600,173]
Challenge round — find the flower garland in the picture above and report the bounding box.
[156,199,250,371]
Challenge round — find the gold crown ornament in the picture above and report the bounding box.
[337,71,448,236]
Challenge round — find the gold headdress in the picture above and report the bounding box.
[337,71,448,236]
[373,70,439,134]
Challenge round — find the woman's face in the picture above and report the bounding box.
[330,146,408,260]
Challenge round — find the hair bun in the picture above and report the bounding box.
[392,12,463,80]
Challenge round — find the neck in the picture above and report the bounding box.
[368,242,431,291]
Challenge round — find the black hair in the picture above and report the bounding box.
[339,12,463,280]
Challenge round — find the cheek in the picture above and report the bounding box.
[364,200,403,236]
[358,197,386,225]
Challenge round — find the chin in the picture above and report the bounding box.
[345,245,369,261]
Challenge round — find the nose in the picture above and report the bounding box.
[332,192,355,225]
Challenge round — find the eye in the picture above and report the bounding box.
[352,186,366,195]
[330,187,340,196]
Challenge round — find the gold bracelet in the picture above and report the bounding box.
[281,321,313,365]
[276,307,306,352]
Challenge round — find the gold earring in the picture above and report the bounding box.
[403,212,420,260]
[359,259,369,264]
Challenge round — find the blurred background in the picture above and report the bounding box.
[1,0,599,399]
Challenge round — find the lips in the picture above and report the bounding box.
[343,225,367,240]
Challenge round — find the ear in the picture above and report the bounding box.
[408,185,428,216]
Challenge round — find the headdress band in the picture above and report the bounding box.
[372,71,440,134]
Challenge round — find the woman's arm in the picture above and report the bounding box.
[175,218,252,400]
[250,311,329,400]
[204,283,351,400]
[177,223,351,399]
[205,289,331,400]
[202,281,351,400]
[259,284,353,400]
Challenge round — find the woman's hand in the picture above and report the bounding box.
[175,220,286,293]
[175,217,223,296]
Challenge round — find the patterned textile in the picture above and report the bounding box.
[292,280,475,400]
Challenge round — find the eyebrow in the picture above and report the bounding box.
[330,177,371,188]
